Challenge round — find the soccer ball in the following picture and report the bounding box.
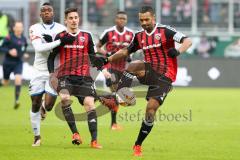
[116,87,136,106]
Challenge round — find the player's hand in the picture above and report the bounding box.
[93,57,108,70]
[42,34,53,42]
[49,73,58,91]
[9,48,17,57]
[167,48,180,58]
[59,33,75,46]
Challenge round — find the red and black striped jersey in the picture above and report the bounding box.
[53,30,96,77]
[127,23,187,82]
[100,26,134,72]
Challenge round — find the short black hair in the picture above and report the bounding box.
[64,8,78,18]
[117,11,127,15]
[140,6,155,15]
[42,2,51,6]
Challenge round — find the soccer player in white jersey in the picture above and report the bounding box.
[29,2,75,147]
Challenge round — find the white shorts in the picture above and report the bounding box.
[29,69,57,96]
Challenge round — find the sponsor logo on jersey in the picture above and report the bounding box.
[155,33,161,40]
[142,43,161,50]
[64,45,84,49]
[79,36,85,42]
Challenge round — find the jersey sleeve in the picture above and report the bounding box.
[127,33,141,53]
[30,28,61,53]
[165,25,187,43]
[88,33,98,64]
[99,31,108,45]
[29,25,42,42]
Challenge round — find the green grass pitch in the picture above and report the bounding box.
[0,86,239,160]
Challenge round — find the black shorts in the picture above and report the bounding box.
[108,69,123,85]
[137,63,173,105]
[3,61,23,80]
[57,75,96,105]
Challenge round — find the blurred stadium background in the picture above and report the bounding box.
[0,1,240,160]
[1,0,240,87]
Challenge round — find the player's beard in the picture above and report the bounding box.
[142,24,154,33]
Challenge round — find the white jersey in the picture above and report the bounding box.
[29,22,65,71]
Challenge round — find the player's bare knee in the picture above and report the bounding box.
[61,98,71,107]
[60,95,71,107]
[15,75,22,85]
[59,89,71,106]
[148,98,160,108]
[83,97,95,112]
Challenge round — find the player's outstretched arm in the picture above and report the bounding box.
[168,38,192,58]
[90,47,129,70]
[178,38,192,54]
[31,38,61,53]
[31,32,75,53]
[108,47,129,63]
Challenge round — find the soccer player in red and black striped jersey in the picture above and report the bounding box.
[47,8,102,149]
[97,11,134,130]
[101,6,192,156]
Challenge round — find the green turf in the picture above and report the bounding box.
[0,86,239,160]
